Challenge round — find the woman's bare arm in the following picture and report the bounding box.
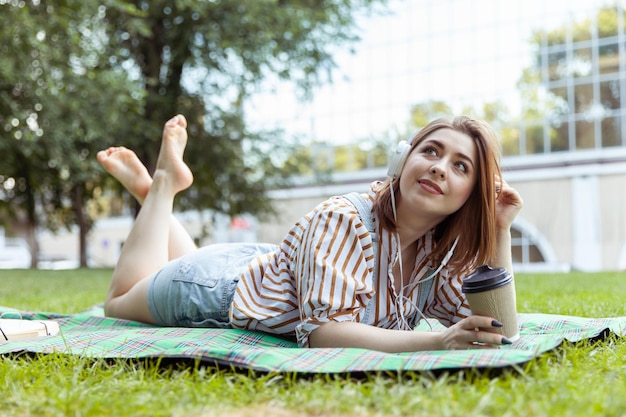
[489,178,523,271]
[309,315,509,352]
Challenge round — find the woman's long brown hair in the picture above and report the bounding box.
[372,116,502,276]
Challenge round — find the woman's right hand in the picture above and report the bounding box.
[439,315,512,350]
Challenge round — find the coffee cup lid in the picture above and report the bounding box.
[461,264,512,293]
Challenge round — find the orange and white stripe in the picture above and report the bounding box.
[230,182,472,347]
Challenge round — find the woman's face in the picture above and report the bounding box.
[398,128,478,222]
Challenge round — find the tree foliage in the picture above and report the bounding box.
[99,0,386,219]
[0,0,135,265]
[0,0,386,265]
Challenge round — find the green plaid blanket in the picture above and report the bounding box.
[1,306,624,373]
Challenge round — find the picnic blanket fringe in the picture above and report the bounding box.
[0,306,624,374]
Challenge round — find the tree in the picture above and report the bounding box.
[100,0,388,221]
[408,100,453,130]
[0,0,386,266]
[1,0,133,266]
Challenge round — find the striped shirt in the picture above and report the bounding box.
[230,181,472,347]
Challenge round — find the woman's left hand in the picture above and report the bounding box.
[495,176,523,230]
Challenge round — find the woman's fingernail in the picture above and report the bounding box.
[501,337,513,345]
[492,320,503,327]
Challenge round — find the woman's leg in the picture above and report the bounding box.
[96,146,197,260]
[101,115,194,322]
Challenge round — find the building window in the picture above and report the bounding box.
[601,115,621,147]
[511,226,545,265]
[507,8,626,157]
[510,219,570,272]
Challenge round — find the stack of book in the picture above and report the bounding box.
[0,319,60,341]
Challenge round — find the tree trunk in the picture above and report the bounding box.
[73,185,88,268]
[25,221,38,269]
[20,156,39,269]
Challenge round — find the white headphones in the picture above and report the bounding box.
[386,135,416,179]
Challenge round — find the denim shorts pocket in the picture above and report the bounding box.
[167,261,234,328]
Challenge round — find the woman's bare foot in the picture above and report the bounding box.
[96,147,152,204]
[152,114,193,194]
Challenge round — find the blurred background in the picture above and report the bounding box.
[1,0,625,272]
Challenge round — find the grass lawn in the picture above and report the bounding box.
[0,269,625,417]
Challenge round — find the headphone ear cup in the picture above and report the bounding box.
[387,140,412,179]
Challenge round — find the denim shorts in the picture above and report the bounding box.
[146,242,278,328]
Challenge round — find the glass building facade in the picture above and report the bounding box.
[250,0,626,159]
[254,0,626,272]
[506,3,626,155]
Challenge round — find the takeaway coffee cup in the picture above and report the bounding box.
[461,264,519,342]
